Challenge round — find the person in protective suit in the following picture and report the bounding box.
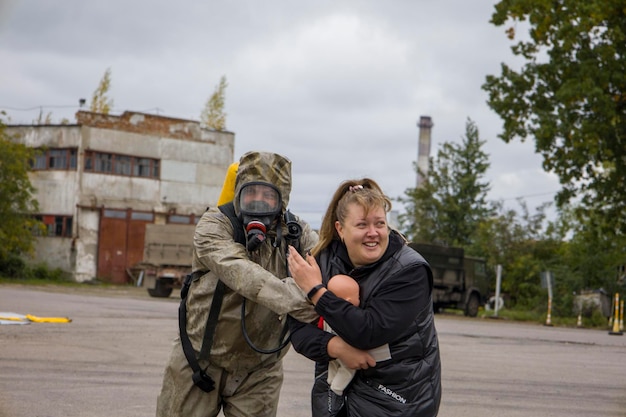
[156,151,319,417]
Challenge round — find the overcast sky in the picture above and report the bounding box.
[0,0,560,229]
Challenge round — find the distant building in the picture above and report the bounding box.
[7,111,234,283]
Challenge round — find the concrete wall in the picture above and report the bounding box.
[29,237,74,272]
[31,170,80,214]
[75,208,100,282]
[15,125,82,148]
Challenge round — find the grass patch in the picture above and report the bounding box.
[0,254,74,285]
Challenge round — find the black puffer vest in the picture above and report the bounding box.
[313,233,442,416]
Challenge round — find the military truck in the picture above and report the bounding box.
[409,242,490,317]
[138,223,195,298]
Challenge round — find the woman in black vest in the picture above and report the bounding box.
[287,178,441,416]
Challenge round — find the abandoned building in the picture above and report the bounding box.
[7,111,234,283]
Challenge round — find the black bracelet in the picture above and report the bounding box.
[306,284,325,301]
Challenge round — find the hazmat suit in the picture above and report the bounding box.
[156,151,319,417]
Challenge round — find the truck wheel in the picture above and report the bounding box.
[464,293,480,317]
[148,279,173,298]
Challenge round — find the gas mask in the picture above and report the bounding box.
[238,182,282,252]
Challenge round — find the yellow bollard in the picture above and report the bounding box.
[576,312,582,328]
[544,297,553,327]
[609,293,623,336]
[620,300,624,332]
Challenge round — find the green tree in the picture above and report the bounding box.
[90,67,113,114]
[0,114,42,260]
[401,118,494,247]
[483,0,626,233]
[559,204,626,294]
[201,75,228,130]
[471,200,564,308]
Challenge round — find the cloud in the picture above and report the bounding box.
[0,1,561,230]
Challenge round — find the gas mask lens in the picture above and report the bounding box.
[239,184,281,251]
[239,184,280,215]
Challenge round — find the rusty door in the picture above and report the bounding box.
[126,212,153,269]
[98,209,128,283]
[97,209,153,284]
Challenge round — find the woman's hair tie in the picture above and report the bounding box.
[349,185,364,192]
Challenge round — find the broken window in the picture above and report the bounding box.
[34,215,73,237]
[114,155,132,175]
[30,148,77,170]
[84,151,160,179]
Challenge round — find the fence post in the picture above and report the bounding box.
[494,265,502,317]
[609,293,623,336]
[544,271,553,327]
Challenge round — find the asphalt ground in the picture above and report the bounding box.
[1,284,625,417]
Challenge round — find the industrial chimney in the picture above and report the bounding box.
[416,115,433,188]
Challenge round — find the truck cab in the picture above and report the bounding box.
[409,242,489,317]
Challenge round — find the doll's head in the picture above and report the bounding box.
[328,274,359,306]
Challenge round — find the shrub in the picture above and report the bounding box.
[0,253,27,278]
